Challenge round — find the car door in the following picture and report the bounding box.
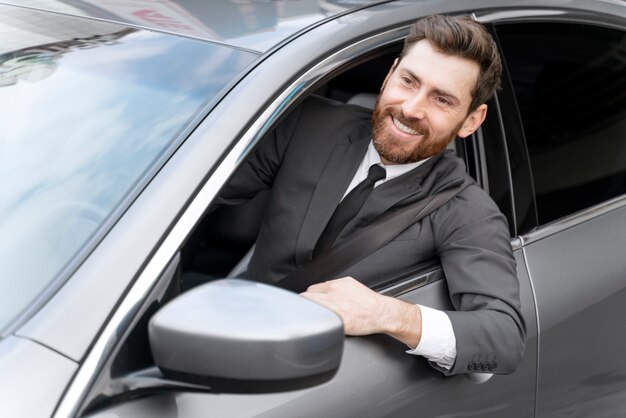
[492,15,626,417]
[76,8,537,418]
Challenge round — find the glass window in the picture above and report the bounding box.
[0,6,257,332]
[497,22,626,225]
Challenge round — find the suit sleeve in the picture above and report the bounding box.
[430,185,526,376]
[213,102,305,206]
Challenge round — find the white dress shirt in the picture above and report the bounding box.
[343,142,456,370]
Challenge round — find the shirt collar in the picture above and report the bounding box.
[366,141,430,183]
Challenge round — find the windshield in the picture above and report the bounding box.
[0,6,257,332]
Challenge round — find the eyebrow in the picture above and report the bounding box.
[403,69,461,106]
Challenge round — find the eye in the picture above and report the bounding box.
[400,75,413,86]
[435,96,451,106]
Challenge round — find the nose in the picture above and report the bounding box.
[401,92,427,120]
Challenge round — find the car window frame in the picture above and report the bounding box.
[478,8,626,243]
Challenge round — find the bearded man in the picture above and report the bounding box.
[216,15,525,376]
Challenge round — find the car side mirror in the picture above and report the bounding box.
[148,278,344,393]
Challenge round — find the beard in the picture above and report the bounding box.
[371,97,461,164]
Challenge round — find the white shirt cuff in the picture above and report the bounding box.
[405,304,457,370]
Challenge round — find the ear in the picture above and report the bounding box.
[457,104,487,138]
[380,58,399,92]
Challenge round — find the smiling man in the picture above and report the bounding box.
[371,39,486,165]
[217,15,525,376]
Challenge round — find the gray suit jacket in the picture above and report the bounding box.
[217,96,525,376]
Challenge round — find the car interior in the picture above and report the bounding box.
[179,48,486,290]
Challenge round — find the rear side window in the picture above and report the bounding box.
[497,22,626,225]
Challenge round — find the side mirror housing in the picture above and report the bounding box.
[149,279,343,393]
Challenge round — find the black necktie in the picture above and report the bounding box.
[313,164,386,258]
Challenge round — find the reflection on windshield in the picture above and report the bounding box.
[0,15,256,331]
[12,0,336,51]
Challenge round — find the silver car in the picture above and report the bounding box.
[1,0,625,417]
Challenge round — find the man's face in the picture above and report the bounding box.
[372,40,487,165]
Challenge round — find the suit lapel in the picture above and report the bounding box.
[294,128,370,267]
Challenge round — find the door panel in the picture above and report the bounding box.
[495,18,626,415]
[89,249,536,417]
[524,205,626,416]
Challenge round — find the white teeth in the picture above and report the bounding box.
[392,117,419,135]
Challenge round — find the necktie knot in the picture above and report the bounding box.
[368,164,386,183]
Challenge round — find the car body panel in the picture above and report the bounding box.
[0,336,77,418]
[488,8,626,415]
[523,204,626,416]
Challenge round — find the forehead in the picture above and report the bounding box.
[397,40,479,102]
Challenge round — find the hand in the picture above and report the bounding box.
[301,277,423,348]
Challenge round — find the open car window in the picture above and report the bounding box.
[180,46,509,292]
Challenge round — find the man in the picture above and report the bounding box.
[217,15,525,376]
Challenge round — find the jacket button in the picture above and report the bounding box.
[489,362,497,371]
[468,361,476,370]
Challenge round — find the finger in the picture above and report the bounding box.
[300,291,325,302]
[306,281,332,293]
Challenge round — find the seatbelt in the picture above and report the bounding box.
[275,179,472,293]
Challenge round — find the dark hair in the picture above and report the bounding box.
[401,15,502,112]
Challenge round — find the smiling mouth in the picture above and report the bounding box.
[392,116,421,136]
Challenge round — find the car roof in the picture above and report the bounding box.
[0,0,391,52]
